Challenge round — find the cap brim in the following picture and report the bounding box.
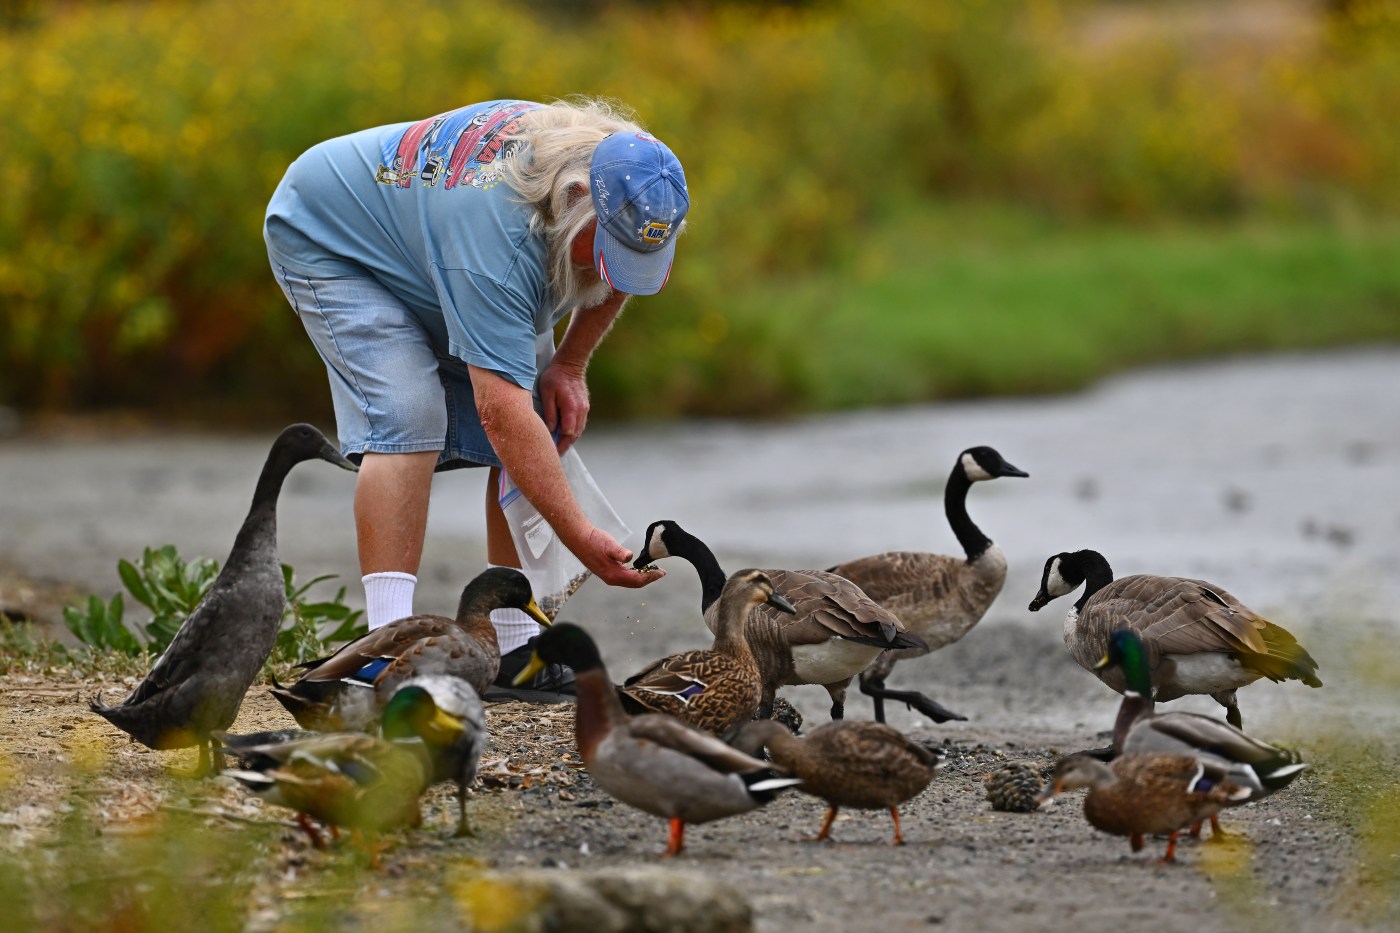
[594,222,676,296]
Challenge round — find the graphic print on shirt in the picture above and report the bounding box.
[374,101,540,191]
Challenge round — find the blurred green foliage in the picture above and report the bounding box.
[61,545,366,666]
[1,0,1398,420]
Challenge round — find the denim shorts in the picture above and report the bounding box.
[271,261,504,470]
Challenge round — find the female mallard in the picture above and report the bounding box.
[732,719,944,845]
[90,423,356,775]
[826,445,1027,724]
[514,623,801,856]
[270,567,549,731]
[632,520,925,723]
[617,569,795,735]
[1028,549,1321,729]
[1097,628,1309,837]
[1040,753,1251,863]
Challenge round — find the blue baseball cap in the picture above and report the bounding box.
[590,132,689,295]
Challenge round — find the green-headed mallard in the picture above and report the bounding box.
[223,731,431,850]
[632,520,926,723]
[514,622,800,856]
[91,424,356,775]
[617,569,795,734]
[271,567,548,731]
[1039,752,1251,863]
[826,446,1027,724]
[732,719,944,845]
[379,674,486,837]
[1097,628,1309,838]
[1028,549,1321,729]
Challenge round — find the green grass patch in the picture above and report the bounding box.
[698,205,1400,413]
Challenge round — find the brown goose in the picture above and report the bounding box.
[733,719,944,845]
[1039,753,1251,863]
[633,520,926,722]
[271,567,549,731]
[618,569,796,735]
[826,445,1027,724]
[1029,549,1321,729]
[90,424,356,775]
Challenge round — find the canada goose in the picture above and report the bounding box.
[90,424,356,776]
[617,569,796,734]
[633,520,927,722]
[513,623,801,856]
[1038,753,1252,864]
[826,445,1027,724]
[732,719,944,845]
[1098,628,1309,837]
[270,567,549,731]
[1029,549,1322,729]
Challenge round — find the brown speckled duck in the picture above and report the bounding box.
[617,569,795,734]
[1039,752,1251,863]
[90,424,356,775]
[515,623,801,857]
[733,718,945,845]
[1029,549,1321,729]
[826,445,1027,724]
[271,567,549,731]
[633,520,926,723]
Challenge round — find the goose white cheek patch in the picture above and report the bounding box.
[961,452,994,482]
[1045,559,1072,597]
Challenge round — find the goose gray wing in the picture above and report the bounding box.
[761,569,921,649]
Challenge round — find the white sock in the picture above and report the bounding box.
[362,571,417,630]
[488,563,543,655]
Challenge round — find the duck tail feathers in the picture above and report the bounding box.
[742,769,802,804]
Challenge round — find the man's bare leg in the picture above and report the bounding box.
[356,451,437,628]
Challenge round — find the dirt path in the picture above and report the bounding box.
[3,349,1400,930]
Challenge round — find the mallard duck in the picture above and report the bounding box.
[632,520,926,722]
[617,569,795,734]
[378,674,486,837]
[826,445,1027,724]
[222,729,431,850]
[1098,628,1309,837]
[270,567,549,731]
[513,623,801,856]
[90,423,356,775]
[1028,549,1322,728]
[732,719,944,845]
[1039,752,1252,863]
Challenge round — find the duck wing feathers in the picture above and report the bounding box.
[618,650,761,734]
[626,714,776,775]
[295,615,499,694]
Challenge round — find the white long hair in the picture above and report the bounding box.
[500,98,647,313]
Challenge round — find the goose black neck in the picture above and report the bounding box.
[944,466,992,562]
[668,526,729,612]
[1072,551,1115,611]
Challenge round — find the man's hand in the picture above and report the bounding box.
[574,526,665,588]
[539,359,589,454]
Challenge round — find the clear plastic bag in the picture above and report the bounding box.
[498,447,631,619]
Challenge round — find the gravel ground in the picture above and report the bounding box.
[3,349,1399,931]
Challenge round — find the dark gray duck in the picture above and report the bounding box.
[91,423,356,775]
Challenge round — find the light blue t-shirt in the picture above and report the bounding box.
[264,100,562,390]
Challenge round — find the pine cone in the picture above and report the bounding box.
[767,696,804,734]
[983,761,1045,812]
